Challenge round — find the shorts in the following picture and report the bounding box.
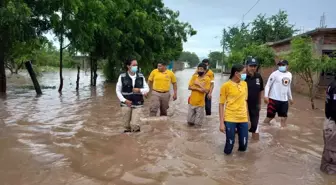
[266,98,288,118]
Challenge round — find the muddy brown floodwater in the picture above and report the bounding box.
[0,69,335,185]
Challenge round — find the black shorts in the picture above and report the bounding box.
[267,98,288,118]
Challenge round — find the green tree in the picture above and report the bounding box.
[44,0,86,92]
[178,51,200,67]
[208,51,224,68]
[287,36,336,109]
[222,10,297,60]
[0,1,47,93]
[250,10,297,44]
[227,51,244,68]
[242,44,275,67]
[100,0,196,81]
[6,38,42,74]
[223,22,251,52]
[70,0,111,86]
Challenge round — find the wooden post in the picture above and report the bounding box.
[24,61,42,95]
[93,59,98,86]
[76,65,80,91]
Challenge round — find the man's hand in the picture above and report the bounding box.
[219,123,225,133]
[143,93,148,98]
[194,80,201,86]
[207,93,212,99]
[133,88,141,93]
[173,93,177,101]
[289,99,294,105]
[125,100,132,107]
[264,97,269,104]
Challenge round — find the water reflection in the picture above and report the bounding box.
[0,69,334,185]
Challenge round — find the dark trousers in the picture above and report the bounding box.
[205,93,211,115]
[224,122,249,155]
[248,104,260,133]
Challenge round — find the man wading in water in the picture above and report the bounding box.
[187,63,211,126]
[264,60,293,127]
[245,57,264,140]
[321,73,336,174]
[116,58,149,132]
[200,59,215,116]
[148,61,177,116]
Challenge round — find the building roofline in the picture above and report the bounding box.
[266,28,336,47]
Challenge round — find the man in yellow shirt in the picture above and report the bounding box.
[188,63,211,126]
[148,61,177,116]
[201,59,215,116]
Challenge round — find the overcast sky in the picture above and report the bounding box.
[46,0,336,58]
[163,0,336,58]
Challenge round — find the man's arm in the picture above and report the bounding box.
[116,75,126,102]
[171,72,178,99]
[140,76,150,94]
[264,73,275,98]
[188,76,205,93]
[287,74,293,103]
[219,84,227,132]
[259,75,265,106]
[287,83,293,100]
[330,85,336,121]
[148,70,154,90]
[209,72,215,95]
[173,82,177,94]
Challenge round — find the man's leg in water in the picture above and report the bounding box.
[278,101,289,127]
[149,91,160,116]
[264,99,276,124]
[159,92,170,116]
[187,104,196,125]
[121,106,132,132]
[130,107,143,132]
[205,94,211,116]
[248,106,260,140]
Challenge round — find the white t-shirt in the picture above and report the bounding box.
[264,70,293,101]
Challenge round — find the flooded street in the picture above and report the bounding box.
[0,69,335,185]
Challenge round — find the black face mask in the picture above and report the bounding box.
[198,72,204,76]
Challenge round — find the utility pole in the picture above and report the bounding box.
[320,12,326,28]
[221,28,226,75]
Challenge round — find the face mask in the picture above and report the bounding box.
[278,66,286,72]
[131,66,138,73]
[240,73,247,80]
[198,72,204,76]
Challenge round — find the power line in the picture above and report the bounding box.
[233,0,261,27]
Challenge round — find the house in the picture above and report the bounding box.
[215,60,222,69]
[182,62,190,69]
[72,55,90,70]
[261,28,336,97]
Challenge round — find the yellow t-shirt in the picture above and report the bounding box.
[148,69,177,92]
[205,69,215,83]
[188,75,211,107]
[194,69,215,83]
[219,80,248,123]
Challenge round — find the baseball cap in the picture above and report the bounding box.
[277,60,289,66]
[246,58,258,66]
